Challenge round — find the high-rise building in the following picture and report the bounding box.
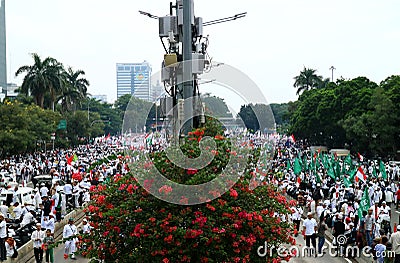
[91,94,108,103]
[6,83,18,97]
[0,0,7,95]
[151,80,164,101]
[116,61,152,101]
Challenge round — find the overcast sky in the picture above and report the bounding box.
[5,0,400,105]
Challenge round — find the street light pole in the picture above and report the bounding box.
[329,66,336,82]
[155,103,157,131]
[182,0,193,133]
[87,100,90,121]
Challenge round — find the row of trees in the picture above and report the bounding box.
[1,52,240,155]
[235,68,400,159]
[289,75,400,159]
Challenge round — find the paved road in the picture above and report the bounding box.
[51,243,89,263]
[289,233,353,263]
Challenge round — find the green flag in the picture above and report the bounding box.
[343,177,352,188]
[379,161,387,180]
[310,157,316,172]
[315,171,322,183]
[372,166,377,178]
[344,154,352,166]
[303,155,308,171]
[321,154,328,168]
[286,160,291,171]
[334,161,341,178]
[341,162,346,176]
[358,188,371,219]
[294,158,302,175]
[349,167,357,182]
[327,166,335,179]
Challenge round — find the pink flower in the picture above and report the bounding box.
[159,185,173,195]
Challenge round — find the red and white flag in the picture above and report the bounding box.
[357,153,364,162]
[355,166,367,183]
[290,134,296,143]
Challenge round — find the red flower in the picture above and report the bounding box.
[113,226,121,234]
[230,189,238,198]
[164,234,173,244]
[206,204,216,211]
[186,168,198,175]
[214,134,224,140]
[126,184,134,194]
[64,253,69,259]
[97,195,106,205]
[193,129,205,137]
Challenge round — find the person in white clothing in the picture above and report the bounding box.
[31,223,45,263]
[5,235,17,258]
[63,218,78,260]
[303,212,317,255]
[0,202,8,219]
[63,181,73,210]
[82,218,92,234]
[43,214,55,234]
[0,215,7,261]
[291,203,303,236]
[385,188,394,206]
[20,210,36,228]
[13,202,22,222]
[40,184,49,197]
[309,199,316,216]
[33,188,42,209]
[316,202,324,218]
[72,182,81,208]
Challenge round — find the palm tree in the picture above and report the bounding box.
[58,67,89,112]
[317,77,331,89]
[293,67,323,95]
[15,53,64,110]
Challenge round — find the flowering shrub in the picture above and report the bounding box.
[83,122,294,262]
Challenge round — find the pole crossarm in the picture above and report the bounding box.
[139,10,158,19]
[203,12,247,26]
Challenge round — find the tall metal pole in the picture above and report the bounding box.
[87,100,90,121]
[330,66,336,82]
[182,0,193,133]
[155,103,157,131]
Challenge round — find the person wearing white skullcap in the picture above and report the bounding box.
[389,225,400,262]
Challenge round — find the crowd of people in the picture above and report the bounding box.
[3,129,400,262]
[262,135,400,261]
[0,135,132,261]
